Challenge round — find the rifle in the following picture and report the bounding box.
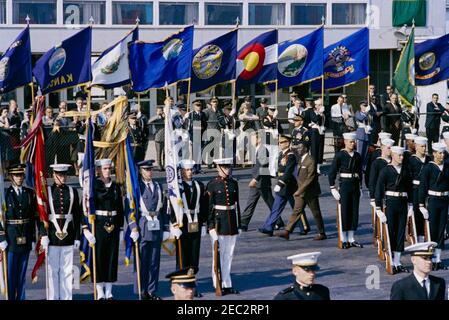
[382,222,394,275]
[213,240,223,296]
[372,207,377,247]
[376,215,385,261]
[336,202,343,249]
[424,219,431,242]
[406,214,418,245]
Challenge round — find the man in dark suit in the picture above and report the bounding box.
[148,106,166,171]
[391,241,446,300]
[425,94,445,154]
[383,93,403,144]
[188,100,208,173]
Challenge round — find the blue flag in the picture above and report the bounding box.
[415,33,449,86]
[0,26,32,94]
[129,26,194,91]
[312,28,369,91]
[276,27,323,90]
[33,27,92,95]
[236,30,278,90]
[189,29,237,93]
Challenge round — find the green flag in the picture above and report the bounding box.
[393,26,415,107]
[392,0,426,27]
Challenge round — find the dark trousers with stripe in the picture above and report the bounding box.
[7,250,30,300]
[412,187,425,237]
[428,197,449,249]
[340,180,360,231]
[135,240,161,294]
[385,198,408,252]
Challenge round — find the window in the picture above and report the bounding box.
[291,3,326,25]
[332,3,367,25]
[159,2,198,25]
[63,1,106,25]
[0,0,5,24]
[13,0,57,24]
[205,2,242,25]
[113,2,153,25]
[249,3,284,25]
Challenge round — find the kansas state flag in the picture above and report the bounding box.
[236,30,278,90]
[415,33,449,86]
[312,28,369,91]
[276,27,323,90]
[33,27,92,95]
[129,26,194,92]
[0,26,32,94]
[190,29,237,93]
[91,27,139,88]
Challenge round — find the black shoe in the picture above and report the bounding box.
[341,242,349,249]
[106,297,113,300]
[223,287,240,295]
[392,266,398,275]
[141,292,151,300]
[299,230,309,236]
[349,241,364,248]
[99,297,106,300]
[148,293,162,300]
[258,228,273,236]
[194,291,203,298]
[240,225,248,232]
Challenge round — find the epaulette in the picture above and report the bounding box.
[280,286,294,294]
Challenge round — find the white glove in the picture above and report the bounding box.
[238,229,242,235]
[171,227,182,239]
[130,230,139,242]
[83,229,96,245]
[0,240,7,251]
[41,236,50,250]
[420,207,429,220]
[209,228,218,241]
[201,226,207,237]
[273,185,281,193]
[370,200,376,209]
[359,190,363,200]
[376,210,387,223]
[331,188,341,201]
[407,205,414,218]
[162,231,170,242]
[411,128,417,134]
[74,240,80,250]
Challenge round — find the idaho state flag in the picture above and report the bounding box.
[236,30,277,90]
[415,33,449,86]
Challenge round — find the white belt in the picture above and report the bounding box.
[340,173,359,178]
[357,122,366,128]
[95,210,117,216]
[428,190,449,197]
[214,205,235,210]
[385,191,408,197]
[412,180,420,185]
[141,211,157,217]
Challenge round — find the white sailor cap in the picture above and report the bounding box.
[287,252,321,268]
[443,132,449,140]
[414,136,427,145]
[405,133,417,141]
[391,146,405,155]
[432,142,446,153]
[343,132,357,140]
[381,138,395,147]
[95,159,112,167]
[213,158,233,166]
[50,164,71,172]
[378,132,392,140]
[404,241,437,257]
[268,105,277,110]
[179,159,195,169]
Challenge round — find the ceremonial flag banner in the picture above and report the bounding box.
[189,29,237,93]
[393,26,415,106]
[276,27,323,90]
[415,33,449,86]
[0,26,32,94]
[33,26,92,95]
[312,27,369,91]
[129,26,194,92]
[91,27,139,88]
[393,0,426,27]
[236,30,278,90]
[0,146,5,295]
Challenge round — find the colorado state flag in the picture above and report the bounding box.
[415,33,449,86]
[33,27,92,94]
[236,30,278,90]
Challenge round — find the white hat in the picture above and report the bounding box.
[381,138,395,147]
[268,105,277,110]
[287,252,321,267]
[432,142,446,153]
[213,158,233,166]
[414,136,427,145]
[391,146,405,155]
[95,159,112,167]
[443,132,449,140]
[343,132,357,140]
[378,132,392,140]
[405,133,416,141]
[404,241,437,256]
[50,164,71,172]
[179,159,195,169]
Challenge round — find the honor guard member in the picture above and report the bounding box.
[130,159,170,300]
[308,99,326,173]
[187,99,207,173]
[365,132,392,188]
[166,267,197,300]
[0,164,47,300]
[82,159,124,300]
[328,132,363,248]
[408,137,430,242]
[217,100,238,162]
[291,114,310,147]
[391,242,446,300]
[47,164,82,300]
[418,143,449,270]
[207,157,242,295]
[274,252,330,300]
[260,134,309,236]
[403,133,417,166]
[128,112,145,163]
[262,105,283,143]
[375,146,413,273]
[355,101,372,169]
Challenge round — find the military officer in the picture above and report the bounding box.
[187,100,207,173]
[0,164,47,300]
[217,100,238,162]
[391,242,446,300]
[47,163,82,300]
[291,114,309,147]
[82,159,124,300]
[355,101,372,169]
[166,267,197,300]
[207,158,241,295]
[128,112,145,163]
[262,105,283,143]
[328,132,363,248]
[375,146,413,273]
[418,143,449,270]
[274,252,330,300]
[129,159,170,300]
[308,99,326,173]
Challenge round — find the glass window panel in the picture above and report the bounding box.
[13,0,57,24]
[205,2,242,25]
[159,2,198,25]
[0,0,6,24]
[249,3,284,25]
[113,2,153,25]
[64,1,106,25]
[291,3,326,25]
[332,3,367,25]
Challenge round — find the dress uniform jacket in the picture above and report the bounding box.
[274,282,330,300]
[375,165,412,208]
[328,150,363,188]
[368,157,390,200]
[409,154,431,235]
[275,148,298,198]
[296,154,321,198]
[291,126,309,146]
[383,102,402,143]
[128,125,145,163]
[390,274,446,300]
[365,147,381,189]
[251,145,273,189]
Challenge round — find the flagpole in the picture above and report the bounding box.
[186,78,191,113]
[134,243,142,300]
[321,16,325,104]
[275,80,278,107]
[2,251,7,300]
